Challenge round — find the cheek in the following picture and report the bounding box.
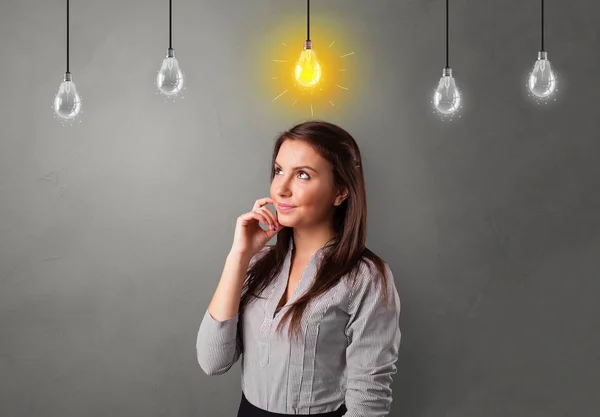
[299,190,328,209]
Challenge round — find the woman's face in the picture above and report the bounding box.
[270,139,341,229]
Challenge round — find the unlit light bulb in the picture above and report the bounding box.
[54,72,81,119]
[433,67,461,115]
[528,51,556,98]
[157,48,184,96]
[294,40,322,88]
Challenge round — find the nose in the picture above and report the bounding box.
[273,173,292,198]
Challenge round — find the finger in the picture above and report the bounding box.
[252,212,271,229]
[258,206,277,229]
[256,208,276,230]
[252,197,275,211]
[242,211,269,228]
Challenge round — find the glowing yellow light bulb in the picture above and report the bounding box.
[294,40,322,88]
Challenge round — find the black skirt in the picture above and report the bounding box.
[237,392,347,416]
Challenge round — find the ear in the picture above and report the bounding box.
[333,187,349,206]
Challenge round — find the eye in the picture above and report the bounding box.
[273,167,310,179]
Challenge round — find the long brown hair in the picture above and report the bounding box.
[239,120,391,341]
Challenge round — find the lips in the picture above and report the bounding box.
[277,203,296,210]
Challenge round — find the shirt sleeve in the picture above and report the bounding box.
[196,308,243,376]
[343,261,402,417]
[196,246,270,376]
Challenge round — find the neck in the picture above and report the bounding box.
[291,226,336,259]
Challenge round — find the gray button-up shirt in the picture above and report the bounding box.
[197,237,401,416]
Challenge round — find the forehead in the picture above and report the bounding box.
[275,139,326,166]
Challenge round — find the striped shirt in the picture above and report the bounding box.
[196,237,401,416]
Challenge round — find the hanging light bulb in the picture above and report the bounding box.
[54,72,82,119]
[54,0,82,122]
[157,48,184,96]
[528,51,556,98]
[293,0,321,88]
[433,68,461,114]
[432,0,461,116]
[156,0,184,97]
[294,40,322,88]
[527,1,557,100]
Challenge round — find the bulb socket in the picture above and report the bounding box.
[538,50,548,60]
[304,40,313,50]
[442,67,452,77]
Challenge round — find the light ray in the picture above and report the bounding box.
[272,90,288,102]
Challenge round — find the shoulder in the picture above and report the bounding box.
[353,253,393,287]
[343,253,397,305]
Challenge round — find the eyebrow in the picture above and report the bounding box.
[274,161,318,174]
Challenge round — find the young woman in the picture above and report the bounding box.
[197,121,401,416]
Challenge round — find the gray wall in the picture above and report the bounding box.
[1,0,599,416]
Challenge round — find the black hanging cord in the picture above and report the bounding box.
[307,0,310,41]
[169,0,172,49]
[541,0,544,51]
[66,0,70,73]
[445,0,449,68]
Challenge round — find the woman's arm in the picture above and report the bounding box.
[344,262,402,417]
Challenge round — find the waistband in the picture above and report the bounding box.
[237,392,347,416]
